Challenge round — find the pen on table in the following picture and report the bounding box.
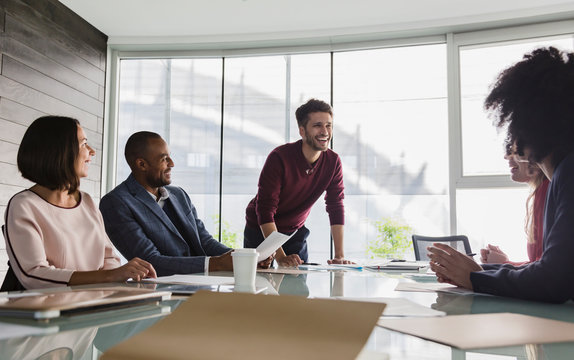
[329,264,363,270]
[467,253,476,257]
[301,262,320,266]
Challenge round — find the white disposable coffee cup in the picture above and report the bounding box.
[231,248,259,292]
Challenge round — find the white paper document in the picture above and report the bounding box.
[335,297,445,317]
[144,275,234,286]
[328,264,364,271]
[257,268,312,275]
[256,230,297,262]
[394,282,473,295]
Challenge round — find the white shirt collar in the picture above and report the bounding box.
[147,186,170,203]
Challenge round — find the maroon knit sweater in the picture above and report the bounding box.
[245,140,345,233]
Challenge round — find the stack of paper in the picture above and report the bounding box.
[394,282,474,295]
[334,297,445,317]
[143,274,234,286]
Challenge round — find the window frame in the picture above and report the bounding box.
[448,19,574,233]
[102,19,574,241]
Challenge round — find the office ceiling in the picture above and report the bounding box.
[59,0,574,47]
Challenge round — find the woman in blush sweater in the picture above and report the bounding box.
[2,116,156,290]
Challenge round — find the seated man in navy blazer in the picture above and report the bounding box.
[100,131,265,275]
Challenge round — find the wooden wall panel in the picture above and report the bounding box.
[0,184,26,207]
[0,9,5,33]
[0,118,25,144]
[0,254,8,271]
[0,141,18,165]
[0,75,98,131]
[3,56,104,117]
[0,0,108,283]
[0,162,31,188]
[5,15,105,85]
[4,0,105,68]
[1,36,100,99]
[0,98,44,126]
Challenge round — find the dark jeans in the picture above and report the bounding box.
[244,225,310,263]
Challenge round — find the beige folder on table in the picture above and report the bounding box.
[102,291,386,360]
[379,312,574,349]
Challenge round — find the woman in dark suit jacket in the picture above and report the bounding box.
[428,47,574,303]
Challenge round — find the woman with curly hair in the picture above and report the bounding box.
[428,47,574,303]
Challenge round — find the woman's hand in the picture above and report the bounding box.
[107,257,157,282]
[480,244,509,264]
[427,243,483,289]
[68,257,157,285]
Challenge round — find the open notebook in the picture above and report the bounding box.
[0,287,171,320]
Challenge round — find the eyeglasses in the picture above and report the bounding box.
[506,152,531,164]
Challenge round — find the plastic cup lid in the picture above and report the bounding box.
[232,248,258,256]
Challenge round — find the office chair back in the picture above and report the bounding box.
[412,234,471,261]
[1,224,26,291]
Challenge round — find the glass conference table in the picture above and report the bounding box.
[1,268,574,360]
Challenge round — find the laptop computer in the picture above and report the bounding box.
[0,287,171,321]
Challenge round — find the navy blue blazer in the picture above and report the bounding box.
[99,174,230,276]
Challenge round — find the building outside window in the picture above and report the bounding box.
[113,24,574,262]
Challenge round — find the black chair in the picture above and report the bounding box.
[412,234,472,261]
[1,225,26,292]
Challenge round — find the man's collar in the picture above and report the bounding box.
[147,186,170,203]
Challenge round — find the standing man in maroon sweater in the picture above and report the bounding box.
[244,99,352,267]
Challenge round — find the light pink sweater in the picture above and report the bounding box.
[4,190,121,289]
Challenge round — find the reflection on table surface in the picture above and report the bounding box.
[1,270,574,359]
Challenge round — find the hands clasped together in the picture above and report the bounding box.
[480,244,509,263]
[427,243,482,290]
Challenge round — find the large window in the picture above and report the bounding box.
[115,45,447,261]
[221,54,332,259]
[111,21,574,262]
[117,58,223,235]
[455,32,574,259]
[333,44,449,259]
[459,36,574,177]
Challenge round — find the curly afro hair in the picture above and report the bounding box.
[485,47,574,167]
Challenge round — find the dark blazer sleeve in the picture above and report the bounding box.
[172,188,231,257]
[100,186,228,276]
